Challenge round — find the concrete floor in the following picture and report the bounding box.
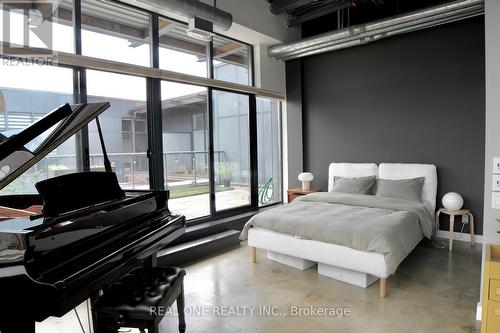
[37,239,482,333]
[158,240,482,333]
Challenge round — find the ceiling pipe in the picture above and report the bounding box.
[124,0,233,31]
[268,0,484,60]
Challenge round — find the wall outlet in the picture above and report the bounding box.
[494,157,500,174]
[462,215,469,224]
[493,192,500,209]
[494,175,500,191]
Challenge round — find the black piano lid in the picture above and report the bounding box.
[0,102,110,191]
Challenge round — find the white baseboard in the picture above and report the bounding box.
[436,230,483,244]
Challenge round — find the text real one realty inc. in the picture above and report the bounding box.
[150,305,352,318]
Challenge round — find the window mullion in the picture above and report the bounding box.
[147,13,164,190]
[73,0,89,172]
[249,94,258,208]
[207,40,216,215]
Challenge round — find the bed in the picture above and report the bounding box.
[240,163,437,297]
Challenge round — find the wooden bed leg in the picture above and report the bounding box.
[251,247,256,263]
[379,278,387,298]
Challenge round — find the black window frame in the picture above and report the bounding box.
[0,0,282,226]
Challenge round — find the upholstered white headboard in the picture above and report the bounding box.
[328,163,378,192]
[328,162,438,214]
[378,163,438,214]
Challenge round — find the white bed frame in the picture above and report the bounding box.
[248,163,437,298]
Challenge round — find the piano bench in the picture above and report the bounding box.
[93,266,186,333]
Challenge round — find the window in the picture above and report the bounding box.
[0,1,74,53]
[0,63,75,194]
[81,0,150,66]
[161,81,210,219]
[0,0,276,221]
[257,98,282,206]
[212,90,251,211]
[87,70,148,189]
[159,18,208,77]
[212,36,251,86]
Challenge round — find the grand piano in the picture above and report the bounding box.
[0,103,185,332]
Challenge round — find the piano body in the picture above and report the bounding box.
[0,103,185,332]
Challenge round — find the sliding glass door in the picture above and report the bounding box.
[257,98,282,206]
[212,90,251,211]
[161,81,210,219]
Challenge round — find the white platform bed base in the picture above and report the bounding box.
[248,228,389,297]
[247,162,437,299]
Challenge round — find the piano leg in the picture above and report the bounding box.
[91,293,103,333]
[177,284,186,333]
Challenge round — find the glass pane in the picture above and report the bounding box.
[0,0,74,53]
[81,0,150,66]
[213,90,250,210]
[87,70,148,189]
[212,36,251,86]
[0,62,75,194]
[257,98,282,206]
[159,18,208,77]
[161,81,209,219]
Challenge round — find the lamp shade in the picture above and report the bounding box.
[0,91,5,113]
[442,192,464,210]
[298,172,314,190]
[298,172,314,182]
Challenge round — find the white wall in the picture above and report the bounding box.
[482,0,500,243]
[206,0,300,43]
[479,0,500,316]
[212,0,298,95]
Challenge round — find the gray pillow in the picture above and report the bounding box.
[331,176,376,195]
[374,177,425,202]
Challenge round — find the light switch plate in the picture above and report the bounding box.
[493,192,500,209]
[494,157,500,174]
[494,175,500,191]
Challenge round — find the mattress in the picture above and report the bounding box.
[241,192,433,274]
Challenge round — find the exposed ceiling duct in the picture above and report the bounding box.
[123,0,233,31]
[268,0,484,61]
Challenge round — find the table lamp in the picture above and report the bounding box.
[298,172,314,190]
[442,192,464,210]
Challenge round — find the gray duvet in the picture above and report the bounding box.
[240,192,434,274]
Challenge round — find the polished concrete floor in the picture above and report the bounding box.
[38,239,482,333]
[158,239,482,333]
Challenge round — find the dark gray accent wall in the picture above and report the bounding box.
[297,17,485,234]
[286,60,304,189]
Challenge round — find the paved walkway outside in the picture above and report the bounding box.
[169,186,251,220]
